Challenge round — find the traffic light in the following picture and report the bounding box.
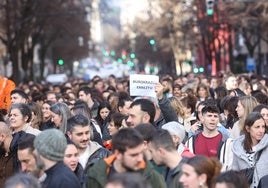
[117,58,123,63]
[193,68,199,74]
[127,61,135,67]
[110,51,116,56]
[130,53,136,59]
[122,55,126,60]
[149,39,156,45]
[199,67,204,73]
[193,67,204,74]
[121,50,127,60]
[58,59,64,66]
[102,50,109,57]
[206,0,214,16]
[149,39,157,51]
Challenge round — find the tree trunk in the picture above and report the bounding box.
[9,47,20,85]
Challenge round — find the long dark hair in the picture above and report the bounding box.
[243,112,265,153]
[95,101,112,127]
[224,96,239,129]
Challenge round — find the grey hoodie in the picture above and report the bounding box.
[232,134,268,188]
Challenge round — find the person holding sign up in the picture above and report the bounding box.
[128,74,178,129]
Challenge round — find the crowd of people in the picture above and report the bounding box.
[0,72,268,188]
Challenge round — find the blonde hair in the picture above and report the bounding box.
[168,96,185,120]
[238,96,258,132]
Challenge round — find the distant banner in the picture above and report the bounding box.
[129,74,159,98]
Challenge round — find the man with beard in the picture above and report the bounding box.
[66,114,111,172]
[84,128,166,188]
[127,83,177,130]
[161,77,173,98]
[0,121,35,187]
[17,137,45,180]
[126,98,156,128]
[33,129,81,188]
[173,84,182,98]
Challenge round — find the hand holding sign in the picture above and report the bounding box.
[154,82,164,100]
[129,74,159,98]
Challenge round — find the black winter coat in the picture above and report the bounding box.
[42,162,81,188]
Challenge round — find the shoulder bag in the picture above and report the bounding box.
[240,150,263,184]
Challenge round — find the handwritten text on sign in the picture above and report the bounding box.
[129,74,159,98]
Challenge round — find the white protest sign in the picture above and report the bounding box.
[129,74,159,98]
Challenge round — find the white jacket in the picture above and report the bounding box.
[186,131,233,171]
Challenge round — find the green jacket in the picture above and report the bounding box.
[83,154,166,188]
[163,162,183,188]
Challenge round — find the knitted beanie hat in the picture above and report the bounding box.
[34,129,67,161]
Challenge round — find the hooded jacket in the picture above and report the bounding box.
[186,130,233,171]
[232,134,268,188]
[84,154,166,188]
[84,141,111,172]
